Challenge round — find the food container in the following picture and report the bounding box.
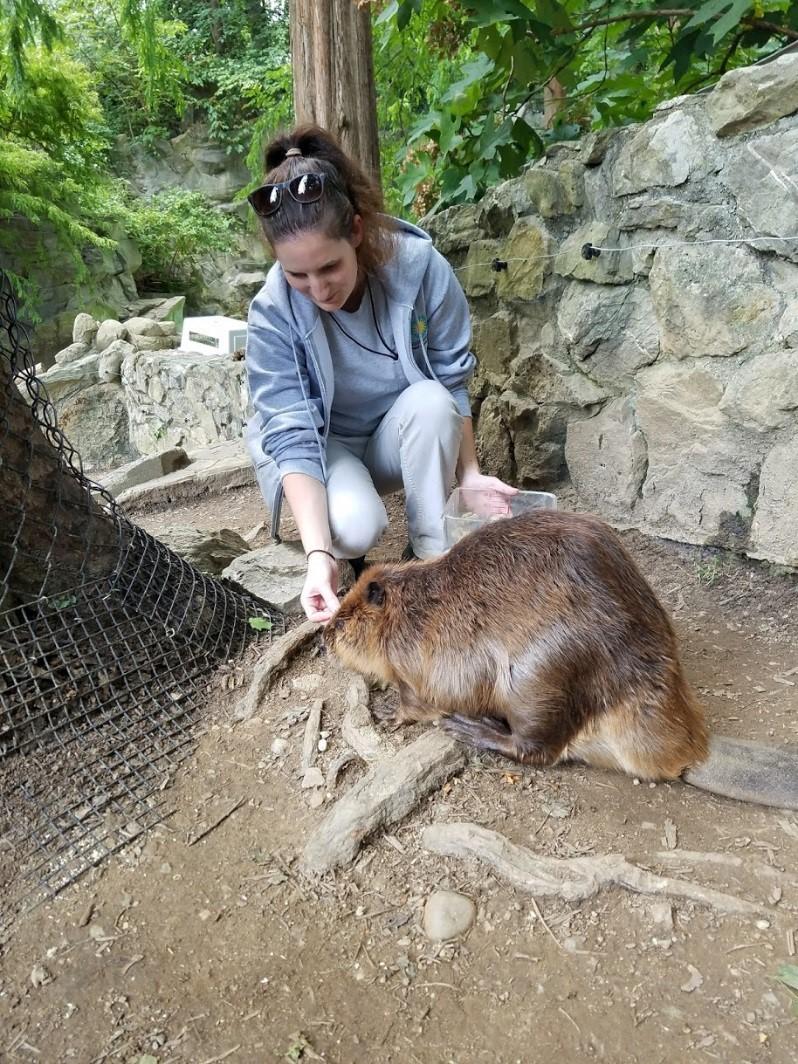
[442,487,557,549]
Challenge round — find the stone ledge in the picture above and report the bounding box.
[116,439,255,511]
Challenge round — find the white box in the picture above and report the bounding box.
[180,315,248,356]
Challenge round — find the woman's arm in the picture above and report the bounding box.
[282,473,340,623]
[456,417,518,508]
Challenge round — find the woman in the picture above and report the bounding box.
[245,124,515,623]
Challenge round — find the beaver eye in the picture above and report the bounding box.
[334,617,346,631]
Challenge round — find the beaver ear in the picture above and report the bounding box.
[366,580,385,606]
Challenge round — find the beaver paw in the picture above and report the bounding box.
[440,713,511,749]
[370,700,399,726]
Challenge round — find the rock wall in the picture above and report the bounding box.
[37,300,252,473]
[425,54,798,566]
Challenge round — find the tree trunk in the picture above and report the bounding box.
[289,0,381,183]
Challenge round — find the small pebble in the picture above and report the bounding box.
[30,964,51,988]
[755,919,770,930]
[271,738,288,756]
[317,738,328,752]
[422,890,476,942]
[301,767,324,789]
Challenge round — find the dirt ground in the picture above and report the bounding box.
[2,484,797,1064]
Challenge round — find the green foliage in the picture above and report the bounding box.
[120,187,237,289]
[381,0,798,210]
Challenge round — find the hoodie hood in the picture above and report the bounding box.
[260,217,434,337]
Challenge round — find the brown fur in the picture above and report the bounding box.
[325,511,709,782]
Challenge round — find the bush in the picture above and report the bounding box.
[122,188,237,290]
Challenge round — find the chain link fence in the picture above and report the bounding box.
[0,270,282,939]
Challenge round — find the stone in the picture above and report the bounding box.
[565,398,648,519]
[477,174,536,237]
[122,350,251,456]
[40,352,100,404]
[421,203,481,255]
[99,448,190,497]
[723,129,798,261]
[98,339,134,383]
[129,334,178,352]
[720,350,798,431]
[475,395,514,482]
[557,281,659,385]
[72,313,98,346]
[521,164,583,218]
[779,301,798,348]
[144,295,186,328]
[123,316,166,337]
[505,394,568,484]
[422,890,476,942]
[459,239,501,297]
[613,112,706,195]
[496,217,550,301]
[636,361,756,547]
[57,383,132,471]
[618,197,686,231]
[471,310,516,382]
[95,319,127,353]
[116,440,254,511]
[706,52,798,137]
[649,244,778,359]
[554,224,635,285]
[750,438,798,565]
[154,527,250,574]
[222,541,307,615]
[54,341,90,365]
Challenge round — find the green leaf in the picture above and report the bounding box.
[534,0,574,33]
[248,616,273,632]
[710,0,755,44]
[375,1,400,27]
[776,964,798,992]
[441,54,496,104]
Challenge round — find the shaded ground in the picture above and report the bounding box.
[1,484,797,1063]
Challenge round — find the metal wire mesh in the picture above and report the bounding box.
[0,269,283,938]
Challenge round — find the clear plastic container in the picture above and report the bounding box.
[443,487,557,549]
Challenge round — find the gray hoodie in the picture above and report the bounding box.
[244,218,476,539]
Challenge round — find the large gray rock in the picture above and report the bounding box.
[99,447,190,497]
[750,438,798,564]
[475,395,514,482]
[122,350,251,455]
[780,301,798,347]
[707,53,798,137]
[719,350,798,431]
[56,382,132,471]
[459,239,502,297]
[156,527,250,575]
[496,218,552,301]
[565,398,648,519]
[554,224,635,285]
[222,542,307,615]
[98,339,135,383]
[40,352,100,403]
[722,128,798,262]
[123,316,166,337]
[557,281,659,385]
[649,245,778,358]
[95,319,127,353]
[636,361,756,547]
[420,203,481,255]
[613,111,706,195]
[54,341,90,366]
[471,310,517,384]
[72,313,98,346]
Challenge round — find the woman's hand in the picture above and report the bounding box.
[301,552,340,623]
[458,469,518,518]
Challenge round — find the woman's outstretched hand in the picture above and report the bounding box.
[301,552,340,623]
[457,470,518,517]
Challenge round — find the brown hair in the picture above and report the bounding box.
[257,125,396,277]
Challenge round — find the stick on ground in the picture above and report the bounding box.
[303,731,467,875]
[422,822,770,916]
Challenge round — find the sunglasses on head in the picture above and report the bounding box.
[247,172,342,218]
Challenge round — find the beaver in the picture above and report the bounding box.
[326,510,798,809]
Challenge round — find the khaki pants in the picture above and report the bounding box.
[325,380,463,560]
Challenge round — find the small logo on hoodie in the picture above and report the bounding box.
[412,315,427,349]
